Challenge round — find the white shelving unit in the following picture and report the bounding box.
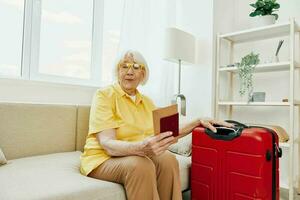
[219,61,300,73]
[215,18,300,200]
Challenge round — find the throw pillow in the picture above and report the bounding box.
[0,147,7,165]
[168,133,192,157]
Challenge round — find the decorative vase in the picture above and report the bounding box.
[256,15,276,27]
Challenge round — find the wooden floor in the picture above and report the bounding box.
[182,189,300,200]
[280,188,300,200]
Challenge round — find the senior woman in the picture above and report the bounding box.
[80,50,233,200]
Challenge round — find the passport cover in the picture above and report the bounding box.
[160,113,179,137]
[153,104,179,137]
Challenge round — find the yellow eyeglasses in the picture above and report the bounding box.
[119,63,145,71]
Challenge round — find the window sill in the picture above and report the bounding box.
[0,75,104,90]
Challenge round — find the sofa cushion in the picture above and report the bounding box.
[169,133,192,157]
[174,152,191,190]
[0,147,7,165]
[0,151,191,200]
[0,103,77,160]
[0,151,126,200]
[76,106,90,152]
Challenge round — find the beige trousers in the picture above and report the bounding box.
[88,151,182,200]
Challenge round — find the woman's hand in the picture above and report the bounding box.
[199,119,234,133]
[138,131,175,157]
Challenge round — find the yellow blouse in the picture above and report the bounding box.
[80,83,156,176]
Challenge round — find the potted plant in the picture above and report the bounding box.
[237,52,260,102]
[249,0,280,26]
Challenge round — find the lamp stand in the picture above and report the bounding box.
[172,59,186,116]
[178,59,181,94]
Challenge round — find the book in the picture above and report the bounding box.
[152,104,179,137]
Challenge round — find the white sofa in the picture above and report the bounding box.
[0,103,191,200]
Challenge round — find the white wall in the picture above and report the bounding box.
[0,78,97,105]
[176,0,214,122]
[213,0,300,190]
[234,0,300,30]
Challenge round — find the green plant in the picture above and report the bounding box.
[237,52,260,98]
[249,0,280,20]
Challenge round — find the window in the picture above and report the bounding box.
[0,0,24,77]
[100,0,124,85]
[0,0,178,88]
[38,0,93,80]
[0,0,104,86]
[28,0,100,86]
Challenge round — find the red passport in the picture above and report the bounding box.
[153,104,179,137]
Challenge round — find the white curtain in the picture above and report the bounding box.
[117,0,178,106]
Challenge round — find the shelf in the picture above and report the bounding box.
[219,21,299,43]
[219,61,300,73]
[219,101,300,106]
[280,183,289,190]
[216,19,299,200]
[218,102,291,106]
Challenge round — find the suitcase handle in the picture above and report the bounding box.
[224,120,249,128]
[204,120,248,141]
[205,126,243,141]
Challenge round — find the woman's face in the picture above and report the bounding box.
[118,53,145,95]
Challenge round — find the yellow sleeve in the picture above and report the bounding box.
[149,98,157,110]
[88,90,120,135]
[143,95,157,111]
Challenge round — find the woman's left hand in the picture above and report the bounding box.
[199,119,234,133]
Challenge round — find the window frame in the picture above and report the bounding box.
[1,0,105,87]
[0,0,26,79]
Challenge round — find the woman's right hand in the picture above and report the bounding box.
[138,131,175,157]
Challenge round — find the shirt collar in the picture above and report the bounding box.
[113,82,143,104]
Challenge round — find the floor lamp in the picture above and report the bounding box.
[164,27,196,116]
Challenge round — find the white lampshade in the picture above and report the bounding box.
[164,27,196,64]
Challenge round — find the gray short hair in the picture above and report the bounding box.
[114,50,149,85]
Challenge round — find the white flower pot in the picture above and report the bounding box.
[256,15,276,27]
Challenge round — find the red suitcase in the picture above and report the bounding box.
[191,120,282,200]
